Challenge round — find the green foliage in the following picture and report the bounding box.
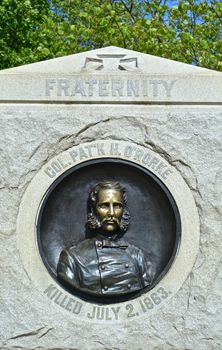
[0,0,221,71]
[0,0,51,68]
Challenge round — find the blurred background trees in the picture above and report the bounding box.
[0,0,221,70]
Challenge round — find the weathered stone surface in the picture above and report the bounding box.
[0,47,222,350]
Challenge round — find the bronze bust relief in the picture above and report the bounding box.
[57,181,152,296]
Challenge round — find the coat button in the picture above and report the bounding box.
[97,242,102,247]
[127,284,131,289]
[125,263,129,268]
[101,265,105,270]
[104,286,108,291]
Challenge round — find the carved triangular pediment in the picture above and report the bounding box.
[0,46,221,103]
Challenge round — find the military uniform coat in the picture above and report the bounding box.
[57,236,152,296]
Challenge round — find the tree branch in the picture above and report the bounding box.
[120,0,135,21]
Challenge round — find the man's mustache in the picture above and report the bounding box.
[101,217,120,224]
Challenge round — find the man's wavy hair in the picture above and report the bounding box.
[87,180,130,233]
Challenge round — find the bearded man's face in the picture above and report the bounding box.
[95,189,123,233]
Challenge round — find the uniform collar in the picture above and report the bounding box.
[101,239,128,248]
[95,232,128,248]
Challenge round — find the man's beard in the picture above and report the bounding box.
[87,211,130,232]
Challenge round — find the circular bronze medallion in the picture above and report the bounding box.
[37,158,181,303]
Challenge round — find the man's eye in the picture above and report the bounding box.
[114,204,122,209]
[99,204,108,209]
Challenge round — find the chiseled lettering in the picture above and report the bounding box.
[127,80,139,97]
[46,79,56,96]
[96,143,105,156]
[133,149,144,162]
[155,161,168,176]
[150,80,162,97]
[45,285,60,300]
[44,285,82,314]
[162,80,177,97]
[45,78,177,99]
[54,291,63,304]
[79,147,88,160]
[143,80,148,97]
[105,308,112,320]
[44,284,57,298]
[84,144,96,157]
[111,306,121,320]
[141,152,151,165]
[72,79,86,96]
[69,149,78,162]
[59,294,68,308]
[57,79,69,96]
[126,303,137,317]
[88,306,96,319]
[96,307,105,320]
[45,159,69,176]
[110,143,121,156]
[124,145,133,158]
[162,168,172,179]
[149,156,159,169]
[57,158,70,169]
[99,80,109,96]
[112,80,124,96]
[51,160,63,172]
[65,298,75,312]
[87,306,120,320]
[64,298,82,314]
[72,301,82,315]
[44,167,56,178]
[85,80,97,96]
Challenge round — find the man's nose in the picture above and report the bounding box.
[108,205,114,217]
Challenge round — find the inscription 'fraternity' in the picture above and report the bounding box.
[46,78,176,99]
